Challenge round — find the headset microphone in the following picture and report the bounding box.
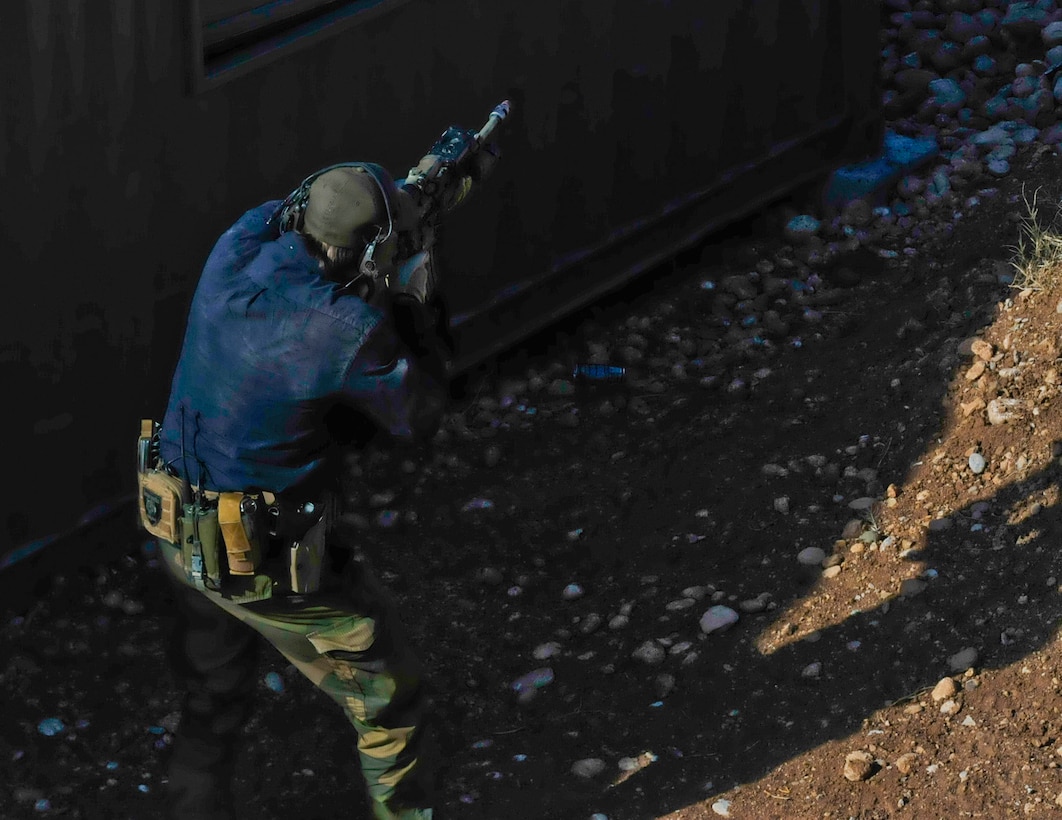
[359,233,381,278]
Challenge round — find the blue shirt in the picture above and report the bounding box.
[158,201,446,495]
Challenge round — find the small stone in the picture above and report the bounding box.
[562,583,584,601]
[968,453,986,474]
[900,578,928,597]
[802,661,822,678]
[547,378,575,396]
[847,497,877,511]
[1002,3,1047,38]
[699,606,739,634]
[987,398,1021,425]
[928,517,953,532]
[965,360,986,381]
[711,799,732,817]
[962,715,977,727]
[632,641,666,665]
[580,613,603,635]
[823,565,842,579]
[368,491,396,509]
[476,567,504,585]
[797,547,827,566]
[785,215,821,242]
[738,593,770,614]
[1045,20,1062,47]
[932,677,958,702]
[841,199,873,227]
[773,496,790,515]
[510,667,554,695]
[1012,75,1039,99]
[928,78,966,113]
[940,699,961,716]
[533,642,563,661]
[987,159,1010,177]
[973,54,997,76]
[971,340,992,362]
[571,758,607,779]
[895,752,918,774]
[842,519,864,539]
[949,647,979,672]
[843,750,875,782]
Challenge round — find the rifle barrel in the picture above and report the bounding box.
[476,100,511,145]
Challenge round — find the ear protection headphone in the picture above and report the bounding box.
[268,162,396,281]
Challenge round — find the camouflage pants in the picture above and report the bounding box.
[158,535,435,819]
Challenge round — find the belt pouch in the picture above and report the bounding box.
[180,503,222,589]
[137,470,185,543]
[218,492,261,576]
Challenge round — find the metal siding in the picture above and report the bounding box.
[0,0,881,557]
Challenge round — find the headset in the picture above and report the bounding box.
[268,161,396,283]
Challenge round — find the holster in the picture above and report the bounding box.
[289,510,328,594]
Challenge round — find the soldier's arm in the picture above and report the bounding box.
[339,318,449,444]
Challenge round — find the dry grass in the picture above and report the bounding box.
[1010,184,1062,291]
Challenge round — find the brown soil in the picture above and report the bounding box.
[8,146,1062,820]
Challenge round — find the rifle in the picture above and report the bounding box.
[387,100,511,307]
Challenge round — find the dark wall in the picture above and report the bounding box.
[0,0,881,556]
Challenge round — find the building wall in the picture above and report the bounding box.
[0,0,880,556]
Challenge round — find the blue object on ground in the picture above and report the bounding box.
[265,671,285,693]
[37,718,65,737]
[822,129,939,208]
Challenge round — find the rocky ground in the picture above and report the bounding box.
[9,1,1062,818]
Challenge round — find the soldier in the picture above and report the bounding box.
[153,163,449,820]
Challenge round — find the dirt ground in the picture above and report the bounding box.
[12,82,1062,820]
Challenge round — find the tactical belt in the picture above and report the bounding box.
[137,419,330,596]
[194,487,277,505]
[191,486,328,588]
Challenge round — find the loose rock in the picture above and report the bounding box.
[895,752,918,774]
[797,547,827,566]
[843,750,875,782]
[931,677,958,702]
[571,758,607,779]
[699,606,740,634]
[949,647,979,672]
[632,641,666,665]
